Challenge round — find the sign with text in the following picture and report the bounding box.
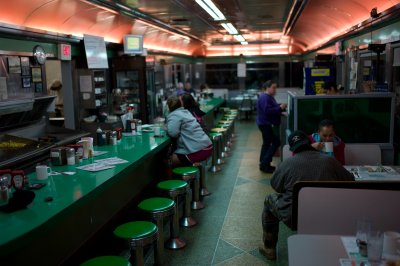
[58,44,71,61]
[83,34,108,69]
[311,68,330,77]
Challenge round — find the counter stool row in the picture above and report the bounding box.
[81,109,237,266]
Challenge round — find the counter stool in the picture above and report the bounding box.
[81,256,130,266]
[217,123,232,150]
[113,221,158,266]
[210,128,229,158]
[158,179,197,229]
[209,133,222,172]
[193,160,211,196]
[173,167,204,210]
[138,197,176,264]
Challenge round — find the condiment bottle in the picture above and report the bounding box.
[0,175,9,206]
[136,120,142,135]
[111,131,117,145]
[96,127,104,146]
[0,169,12,188]
[66,148,75,165]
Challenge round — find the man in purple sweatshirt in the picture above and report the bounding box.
[256,80,287,173]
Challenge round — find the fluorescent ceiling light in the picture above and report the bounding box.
[234,35,245,42]
[241,41,248,45]
[221,23,238,34]
[196,0,226,21]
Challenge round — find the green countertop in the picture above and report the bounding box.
[0,98,224,251]
[0,133,169,248]
[200,98,225,115]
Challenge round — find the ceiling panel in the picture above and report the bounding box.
[289,0,400,51]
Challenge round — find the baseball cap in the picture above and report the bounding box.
[288,130,311,152]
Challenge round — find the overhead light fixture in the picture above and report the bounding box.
[221,23,238,35]
[234,35,245,42]
[241,41,248,45]
[196,0,226,21]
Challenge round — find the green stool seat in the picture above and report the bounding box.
[81,256,130,266]
[172,166,199,176]
[138,197,175,212]
[114,221,157,240]
[209,132,222,138]
[157,180,188,190]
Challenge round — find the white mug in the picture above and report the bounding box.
[154,126,161,137]
[383,231,400,256]
[36,165,51,180]
[324,142,334,153]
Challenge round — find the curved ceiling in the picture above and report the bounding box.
[0,0,203,55]
[289,0,400,51]
[0,0,399,56]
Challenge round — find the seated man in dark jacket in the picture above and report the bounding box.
[259,131,354,260]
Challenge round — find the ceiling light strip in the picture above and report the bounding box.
[234,35,245,42]
[203,0,226,20]
[221,23,238,34]
[196,0,226,21]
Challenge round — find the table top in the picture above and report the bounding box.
[345,165,400,181]
[288,235,349,266]
[0,133,170,247]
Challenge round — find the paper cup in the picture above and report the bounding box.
[324,142,334,153]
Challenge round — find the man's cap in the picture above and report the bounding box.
[288,130,311,152]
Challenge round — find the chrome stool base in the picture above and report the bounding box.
[201,187,211,196]
[180,216,197,227]
[165,237,186,250]
[191,200,204,210]
[209,165,221,173]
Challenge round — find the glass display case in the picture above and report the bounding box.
[112,56,148,122]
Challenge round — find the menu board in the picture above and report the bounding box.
[83,34,109,69]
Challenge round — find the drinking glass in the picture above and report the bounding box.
[368,230,383,265]
[356,219,371,257]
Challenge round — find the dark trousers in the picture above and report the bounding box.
[258,125,281,168]
[261,194,281,248]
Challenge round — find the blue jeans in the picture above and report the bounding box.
[259,124,281,168]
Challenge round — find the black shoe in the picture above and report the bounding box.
[260,165,276,173]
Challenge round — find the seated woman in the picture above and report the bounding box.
[181,93,208,133]
[166,96,213,166]
[309,119,345,165]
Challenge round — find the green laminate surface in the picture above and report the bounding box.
[200,98,225,115]
[113,221,157,240]
[157,180,187,190]
[81,256,131,266]
[0,133,169,248]
[138,197,175,212]
[172,166,199,176]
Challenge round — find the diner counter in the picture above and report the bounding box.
[0,97,224,265]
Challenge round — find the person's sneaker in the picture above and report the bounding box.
[258,245,277,260]
[259,165,276,173]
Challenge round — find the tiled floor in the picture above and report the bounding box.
[147,121,294,265]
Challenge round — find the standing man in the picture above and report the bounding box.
[256,80,287,173]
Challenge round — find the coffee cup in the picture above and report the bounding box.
[36,165,52,180]
[154,126,161,137]
[324,142,334,153]
[383,231,400,256]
